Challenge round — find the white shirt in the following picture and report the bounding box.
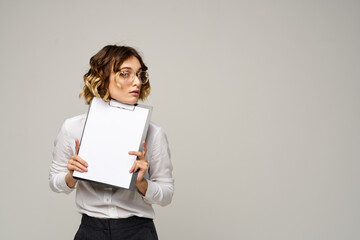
[49,114,174,219]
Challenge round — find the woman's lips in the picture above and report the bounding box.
[130,90,139,96]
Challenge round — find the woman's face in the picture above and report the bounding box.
[108,56,142,105]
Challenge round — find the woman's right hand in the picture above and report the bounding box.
[65,139,88,188]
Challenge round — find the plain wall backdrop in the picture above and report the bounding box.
[0,0,359,239]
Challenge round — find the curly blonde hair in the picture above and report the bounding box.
[79,45,151,104]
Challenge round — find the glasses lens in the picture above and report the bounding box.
[139,71,149,84]
[119,70,132,80]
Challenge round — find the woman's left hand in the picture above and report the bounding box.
[129,141,148,185]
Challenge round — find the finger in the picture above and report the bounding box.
[129,161,142,173]
[75,139,80,155]
[72,164,85,173]
[142,141,147,156]
[67,162,74,172]
[69,157,87,172]
[128,151,143,159]
[73,160,88,172]
[137,171,145,181]
[136,165,148,181]
[130,160,147,173]
[68,160,85,172]
[72,158,88,172]
[71,155,88,167]
[136,161,148,172]
[134,162,143,172]
[129,161,136,173]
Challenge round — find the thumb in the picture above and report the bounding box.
[75,139,80,155]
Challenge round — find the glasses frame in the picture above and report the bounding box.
[115,68,149,85]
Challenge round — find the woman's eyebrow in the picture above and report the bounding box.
[119,67,133,70]
[119,67,143,72]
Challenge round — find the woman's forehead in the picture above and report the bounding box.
[119,56,142,71]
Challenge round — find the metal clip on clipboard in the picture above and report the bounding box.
[108,99,136,111]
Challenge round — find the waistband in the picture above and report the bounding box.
[81,214,154,230]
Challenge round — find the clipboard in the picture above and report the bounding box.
[73,97,152,190]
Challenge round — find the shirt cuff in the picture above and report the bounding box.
[58,172,74,194]
[143,179,156,202]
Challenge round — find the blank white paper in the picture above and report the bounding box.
[73,97,152,190]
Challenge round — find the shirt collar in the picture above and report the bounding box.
[109,99,136,111]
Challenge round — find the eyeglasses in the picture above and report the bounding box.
[115,68,149,85]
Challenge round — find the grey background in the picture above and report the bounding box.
[1,0,359,239]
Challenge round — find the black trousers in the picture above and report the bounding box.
[74,214,158,240]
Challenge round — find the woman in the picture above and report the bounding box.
[49,45,174,240]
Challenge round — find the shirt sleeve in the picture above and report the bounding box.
[142,127,174,207]
[49,120,75,194]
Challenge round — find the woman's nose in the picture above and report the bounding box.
[133,75,142,86]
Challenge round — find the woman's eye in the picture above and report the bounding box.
[120,72,130,78]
